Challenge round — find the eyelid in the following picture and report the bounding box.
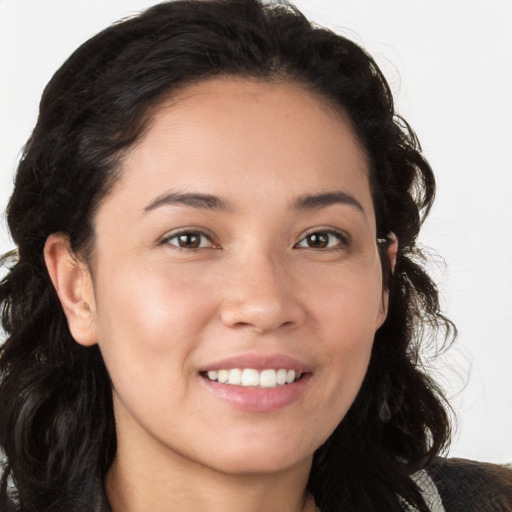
[160,228,218,249]
[159,226,350,251]
[294,227,350,249]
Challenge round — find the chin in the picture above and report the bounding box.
[212,453,312,477]
[195,436,316,476]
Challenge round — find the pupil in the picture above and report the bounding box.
[308,233,328,248]
[179,234,200,248]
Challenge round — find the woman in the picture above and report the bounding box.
[0,1,510,511]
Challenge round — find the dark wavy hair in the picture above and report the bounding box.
[0,1,454,510]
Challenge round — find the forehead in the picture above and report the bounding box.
[139,77,367,166]
[106,77,373,219]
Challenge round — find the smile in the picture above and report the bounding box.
[205,368,301,388]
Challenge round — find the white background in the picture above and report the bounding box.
[1,0,511,463]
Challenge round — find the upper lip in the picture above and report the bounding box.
[200,353,311,373]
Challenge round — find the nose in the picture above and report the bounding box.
[219,253,306,334]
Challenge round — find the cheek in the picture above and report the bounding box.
[92,262,224,433]
[304,261,384,338]
[303,264,383,403]
[92,261,220,382]
[317,297,375,390]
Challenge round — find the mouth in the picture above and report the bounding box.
[201,368,303,388]
[199,354,311,411]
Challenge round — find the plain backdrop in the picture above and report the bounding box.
[0,0,511,463]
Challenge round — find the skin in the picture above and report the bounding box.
[45,77,397,512]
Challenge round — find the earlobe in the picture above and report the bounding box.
[44,233,97,346]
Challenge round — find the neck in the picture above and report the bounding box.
[105,429,313,512]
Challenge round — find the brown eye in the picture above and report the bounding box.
[305,233,328,248]
[296,230,347,250]
[165,231,213,249]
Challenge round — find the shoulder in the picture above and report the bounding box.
[426,457,512,512]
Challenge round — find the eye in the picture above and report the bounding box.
[162,231,215,250]
[295,230,349,250]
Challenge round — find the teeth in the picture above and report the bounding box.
[241,368,259,387]
[228,368,242,385]
[217,369,229,383]
[276,368,287,385]
[205,368,300,387]
[260,369,277,388]
[286,369,296,384]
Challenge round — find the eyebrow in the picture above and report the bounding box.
[144,191,232,213]
[143,190,364,215]
[294,191,364,213]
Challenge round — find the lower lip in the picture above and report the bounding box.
[201,374,311,412]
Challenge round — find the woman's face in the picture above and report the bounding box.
[68,78,391,476]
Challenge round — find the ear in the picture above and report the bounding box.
[44,233,97,346]
[376,232,399,329]
[386,232,398,274]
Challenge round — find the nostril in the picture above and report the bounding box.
[220,294,305,334]
[229,319,296,332]
[232,321,251,329]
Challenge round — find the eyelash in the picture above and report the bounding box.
[161,230,216,250]
[294,229,349,251]
[161,228,350,251]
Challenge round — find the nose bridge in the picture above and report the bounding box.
[220,247,304,333]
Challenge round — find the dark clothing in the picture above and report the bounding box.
[1,458,511,511]
[429,458,512,511]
